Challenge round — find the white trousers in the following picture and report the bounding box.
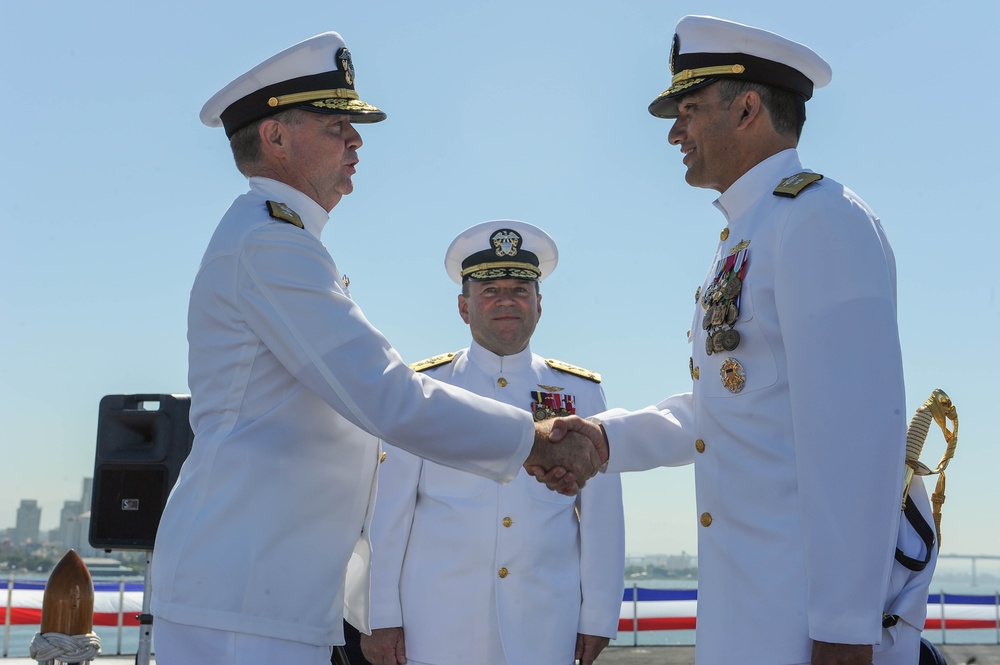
[154,617,335,665]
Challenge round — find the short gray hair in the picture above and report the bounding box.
[229,108,309,176]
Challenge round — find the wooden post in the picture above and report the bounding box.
[40,550,94,637]
[31,549,98,664]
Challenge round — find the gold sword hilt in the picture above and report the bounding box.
[901,389,958,549]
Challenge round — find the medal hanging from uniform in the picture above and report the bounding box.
[701,246,749,355]
[530,390,577,421]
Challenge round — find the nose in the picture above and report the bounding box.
[346,122,362,150]
[495,290,516,304]
[668,117,685,146]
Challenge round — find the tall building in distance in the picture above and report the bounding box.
[81,477,93,518]
[14,499,41,545]
[60,500,84,549]
[5,478,97,555]
[69,477,98,556]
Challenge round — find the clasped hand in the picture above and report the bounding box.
[523,416,608,496]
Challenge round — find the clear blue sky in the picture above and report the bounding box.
[2,0,997,559]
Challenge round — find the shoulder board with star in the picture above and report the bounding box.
[545,358,601,383]
[773,172,824,198]
[266,200,304,229]
[409,352,457,373]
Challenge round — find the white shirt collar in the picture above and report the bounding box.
[249,176,330,239]
[713,148,803,223]
[467,340,533,375]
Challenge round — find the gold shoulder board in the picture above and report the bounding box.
[546,358,601,383]
[773,172,824,198]
[409,352,457,372]
[266,200,304,229]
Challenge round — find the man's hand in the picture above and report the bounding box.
[523,416,607,495]
[811,641,873,665]
[575,633,610,665]
[525,417,608,495]
[360,627,407,665]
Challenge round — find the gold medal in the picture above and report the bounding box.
[720,357,746,393]
[725,303,739,325]
[722,275,742,299]
[720,328,741,351]
[711,305,726,326]
[705,334,714,355]
[712,334,725,353]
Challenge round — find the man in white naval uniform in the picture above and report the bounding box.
[149,33,607,665]
[361,221,625,665]
[540,15,937,665]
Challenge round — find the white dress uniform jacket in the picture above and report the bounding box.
[599,150,933,664]
[150,178,538,648]
[368,342,625,665]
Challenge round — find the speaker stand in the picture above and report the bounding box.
[136,551,153,665]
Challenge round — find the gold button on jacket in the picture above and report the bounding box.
[498,567,509,578]
[700,512,713,527]
[502,516,513,528]
[695,438,706,453]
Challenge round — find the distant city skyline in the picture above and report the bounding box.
[3,478,98,557]
[6,478,1000,568]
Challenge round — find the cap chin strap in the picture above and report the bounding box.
[268,89,359,108]
[672,64,745,84]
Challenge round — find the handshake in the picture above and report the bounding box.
[523,416,608,496]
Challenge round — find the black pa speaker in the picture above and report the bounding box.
[89,394,194,551]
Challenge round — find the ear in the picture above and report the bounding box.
[258,117,287,158]
[458,293,471,324]
[736,90,763,129]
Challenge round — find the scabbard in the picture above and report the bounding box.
[332,646,351,665]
